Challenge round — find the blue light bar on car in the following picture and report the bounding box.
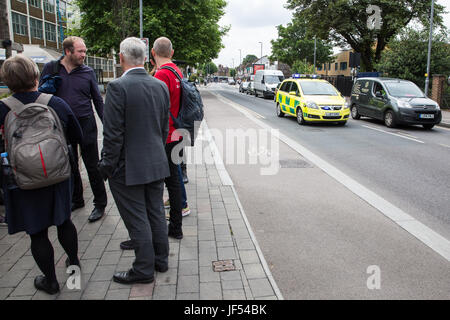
[292,74,319,79]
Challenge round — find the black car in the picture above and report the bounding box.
[350,77,442,129]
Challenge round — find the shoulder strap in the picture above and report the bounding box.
[36,93,53,106]
[1,96,24,113]
[160,66,182,82]
[52,58,62,75]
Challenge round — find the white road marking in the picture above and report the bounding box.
[362,125,425,144]
[439,143,450,149]
[212,92,450,262]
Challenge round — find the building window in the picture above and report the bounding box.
[12,12,28,36]
[28,0,41,8]
[30,18,43,39]
[340,62,348,70]
[58,1,67,18]
[43,0,55,13]
[45,22,56,42]
[335,63,338,70]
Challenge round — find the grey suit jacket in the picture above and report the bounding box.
[101,68,170,186]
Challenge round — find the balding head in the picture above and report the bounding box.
[153,37,173,58]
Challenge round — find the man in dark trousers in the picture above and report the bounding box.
[39,36,107,223]
[98,37,171,284]
[152,36,185,239]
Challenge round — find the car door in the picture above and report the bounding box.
[288,81,301,116]
[280,81,293,114]
[355,79,372,116]
[369,81,388,120]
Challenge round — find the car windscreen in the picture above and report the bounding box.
[384,82,425,98]
[299,81,338,95]
[264,75,284,84]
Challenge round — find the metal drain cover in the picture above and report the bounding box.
[279,158,313,168]
[212,260,236,272]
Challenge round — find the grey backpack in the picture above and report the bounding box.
[1,93,71,190]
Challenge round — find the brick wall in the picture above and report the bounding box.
[431,75,446,107]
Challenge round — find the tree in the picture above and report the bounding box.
[292,60,314,74]
[200,62,218,76]
[376,27,450,89]
[229,68,236,78]
[270,16,333,68]
[286,0,445,71]
[242,54,258,66]
[73,0,229,64]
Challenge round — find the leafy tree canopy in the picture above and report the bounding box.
[376,27,450,89]
[242,54,258,66]
[270,16,334,68]
[286,0,445,71]
[72,0,229,64]
[199,62,218,75]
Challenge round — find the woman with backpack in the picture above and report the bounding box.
[0,55,83,295]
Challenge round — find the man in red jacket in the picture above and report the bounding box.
[152,37,184,239]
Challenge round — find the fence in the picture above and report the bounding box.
[322,75,354,97]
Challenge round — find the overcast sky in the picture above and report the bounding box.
[213,0,450,68]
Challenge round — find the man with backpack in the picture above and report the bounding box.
[151,37,186,240]
[39,36,108,223]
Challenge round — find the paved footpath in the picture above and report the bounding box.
[0,102,280,300]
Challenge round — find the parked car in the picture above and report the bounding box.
[228,77,236,85]
[239,81,250,93]
[247,81,255,95]
[350,77,442,129]
[254,69,285,99]
[276,75,349,125]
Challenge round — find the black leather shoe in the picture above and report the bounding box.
[155,264,169,273]
[88,207,105,223]
[71,202,85,212]
[120,240,135,250]
[34,275,60,295]
[113,269,154,285]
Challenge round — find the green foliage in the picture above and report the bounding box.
[0,92,11,99]
[270,17,333,69]
[291,60,314,74]
[376,27,450,89]
[229,68,236,78]
[242,55,258,66]
[286,0,446,71]
[73,0,229,64]
[200,62,218,75]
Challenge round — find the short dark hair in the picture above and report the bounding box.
[63,36,84,55]
[0,54,40,93]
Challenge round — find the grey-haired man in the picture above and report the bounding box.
[98,37,170,284]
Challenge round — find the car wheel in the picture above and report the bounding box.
[276,103,285,118]
[296,108,306,125]
[384,110,397,128]
[423,124,435,130]
[351,105,361,120]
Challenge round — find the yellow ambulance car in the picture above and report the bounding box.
[276,75,350,125]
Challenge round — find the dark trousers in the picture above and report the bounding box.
[109,176,169,278]
[71,115,107,209]
[165,141,183,233]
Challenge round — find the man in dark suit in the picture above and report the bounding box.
[98,37,171,284]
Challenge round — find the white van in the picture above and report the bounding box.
[254,70,285,98]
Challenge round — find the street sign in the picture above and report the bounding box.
[140,38,150,62]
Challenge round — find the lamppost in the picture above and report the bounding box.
[424,0,435,97]
[313,36,317,74]
[139,0,143,38]
[258,42,263,63]
[238,49,242,74]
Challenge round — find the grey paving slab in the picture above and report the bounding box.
[153,284,176,300]
[200,282,222,300]
[105,289,130,300]
[177,275,199,293]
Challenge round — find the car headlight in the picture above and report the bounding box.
[306,101,319,109]
[436,104,440,110]
[344,102,350,109]
[397,100,413,108]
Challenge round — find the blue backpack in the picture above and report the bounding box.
[160,66,204,146]
[38,59,62,94]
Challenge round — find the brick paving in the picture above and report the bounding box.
[0,120,279,300]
